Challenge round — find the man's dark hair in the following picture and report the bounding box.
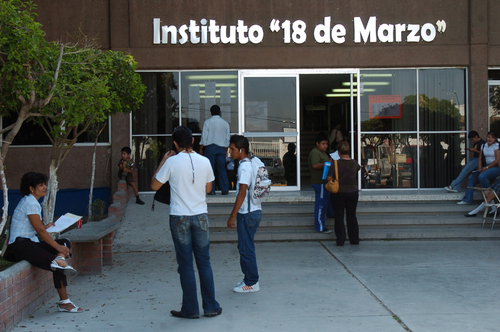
[210,105,221,116]
[20,172,48,196]
[121,147,132,154]
[173,126,193,149]
[468,131,479,139]
[315,132,329,144]
[230,135,250,154]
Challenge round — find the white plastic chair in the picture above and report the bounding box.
[470,187,500,230]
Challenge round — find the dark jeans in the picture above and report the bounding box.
[169,214,220,317]
[237,210,262,286]
[204,145,229,193]
[330,192,359,246]
[4,237,71,289]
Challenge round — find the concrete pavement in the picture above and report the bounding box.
[9,195,500,332]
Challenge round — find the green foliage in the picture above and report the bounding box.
[0,0,53,116]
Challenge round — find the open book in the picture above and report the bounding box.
[46,213,82,234]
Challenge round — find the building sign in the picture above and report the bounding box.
[153,16,447,45]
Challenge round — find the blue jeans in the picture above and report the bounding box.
[311,184,334,232]
[237,210,262,286]
[450,158,478,191]
[204,145,229,193]
[170,214,220,317]
[462,166,500,203]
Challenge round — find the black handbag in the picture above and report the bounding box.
[151,181,171,211]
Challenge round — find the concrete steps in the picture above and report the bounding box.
[208,200,500,242]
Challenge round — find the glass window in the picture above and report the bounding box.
[246,137,292,186]
[489,81,500,134]
[2,116,109,145]
[361,134,417,188]
[418,69,466,131]
[360,70,417,132]
[419,133,465,188]
[244,77,297,132]
[180,71,238,134]
[132,136,172,191]
[133,72,179,135]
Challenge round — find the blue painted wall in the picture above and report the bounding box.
[0,187,111,217]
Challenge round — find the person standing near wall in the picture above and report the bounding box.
[444,130,485,193]
[200,105,230,195]
[309,132,334,233]
[152,126,222,319]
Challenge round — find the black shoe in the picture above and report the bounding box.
[136,197,145,205]
[316,228,332,234]
[207,192,216,195]
[204,307,222,317]
[464,213,477,217]
[170,310,199,319]
[221,191,229,195]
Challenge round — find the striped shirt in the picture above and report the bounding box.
[8,195,42,244]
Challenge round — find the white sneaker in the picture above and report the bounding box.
[444,186,458,193]
[457,201,471,205]
[235,279,245,287]
[233,282,260,293]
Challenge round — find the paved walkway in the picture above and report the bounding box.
[10,195,500,331]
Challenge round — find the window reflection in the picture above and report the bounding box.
[247,137,295,186]
[132,136,173,191]
[181,71,238,133]
[361,134,417,188]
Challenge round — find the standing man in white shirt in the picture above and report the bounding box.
[152,126,222,319]
[199,105,230,195]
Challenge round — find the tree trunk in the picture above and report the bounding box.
[87,139,98,220]
[0,156,9,244]
[42,160,59,225]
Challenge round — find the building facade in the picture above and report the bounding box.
[6,0,500,194]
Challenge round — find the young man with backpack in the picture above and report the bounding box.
[227,135,269,293]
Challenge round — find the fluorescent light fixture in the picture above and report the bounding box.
[332,88,375,93]
[199,95,237,99]
[325,94,358,97]
[190,83,237,87]
[185,75,238,80]
[342,82,358,86]
[363,82,390,86]
[360,74,393,77]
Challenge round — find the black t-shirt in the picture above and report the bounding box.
[327,159,361,193]
[473,139,486,159]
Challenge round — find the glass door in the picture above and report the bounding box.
[239,71,299,190]
[489,80,500,134]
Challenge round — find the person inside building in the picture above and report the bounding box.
[3,172,83,313]
[308,132,334,233]
[151,126,222,319]
[444,130,485,193]
[199,105,230,195]
[282,142,297,186]
[327,141,361,246]
[458,131,500,205]
[329,123,343,152]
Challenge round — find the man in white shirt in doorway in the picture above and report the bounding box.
[199,105,230,195]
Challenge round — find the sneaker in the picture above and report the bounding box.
[233,282,260,293]
[317,228,333,234]
[444,186,458,193]
[457,201,471,205]
[235,279,245,287]
[136,197,145,205]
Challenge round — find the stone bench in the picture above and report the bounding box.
[63,217,120,275]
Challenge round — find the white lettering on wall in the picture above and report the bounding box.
[152,17,444,45]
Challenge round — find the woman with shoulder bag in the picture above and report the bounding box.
[326,141,361,246]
